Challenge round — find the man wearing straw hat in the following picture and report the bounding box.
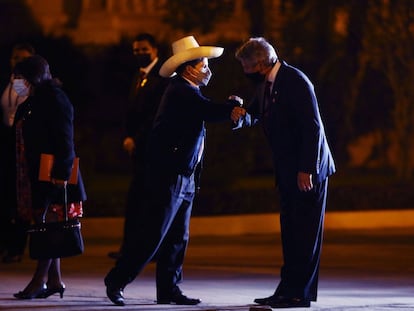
[104,35,246,307]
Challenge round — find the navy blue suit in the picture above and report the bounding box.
[240,61,336,301]
[125,60,169,169]
[105,76,236,298]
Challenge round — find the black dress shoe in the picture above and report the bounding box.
[254,294,278,305]
[106,285,125,306]
[38,283,65,299]
[157,287,201,305]
[13,284,47,299]
[269,297,310,308]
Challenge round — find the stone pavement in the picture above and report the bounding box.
[1,224,414,310]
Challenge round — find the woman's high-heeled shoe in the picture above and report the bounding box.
[13,283,47,299]
[39,283,65,299]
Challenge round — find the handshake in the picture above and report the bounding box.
[228,95,246,123]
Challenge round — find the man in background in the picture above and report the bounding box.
[0,43,35,263]
[108,33,169,260]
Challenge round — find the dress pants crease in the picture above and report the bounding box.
[277,178,328,300]
[105,173,195,296]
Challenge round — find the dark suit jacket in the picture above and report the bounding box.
[125,60,169,163]
[147,76,236,179]
[244,61,336,190]
[14,82,86,207]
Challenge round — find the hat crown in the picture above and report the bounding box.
[159,35,223,77]
[172,36,200,55]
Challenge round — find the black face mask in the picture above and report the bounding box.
[135,53,152,68]
[245,71,266,84]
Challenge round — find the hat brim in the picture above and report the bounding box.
[159,46,224,77]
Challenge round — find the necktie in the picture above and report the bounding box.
[135,70,147,92]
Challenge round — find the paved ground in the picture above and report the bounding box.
[0,227,413,310]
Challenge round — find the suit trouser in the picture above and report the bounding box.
[276,178,328,301]
[121,170,145,254]
[105,172,195,296]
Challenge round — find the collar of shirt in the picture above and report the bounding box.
[140,57,159,75]
[266,59,281,89]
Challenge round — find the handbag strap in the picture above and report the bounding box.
[41,184,68,223]
[63,184,68,221]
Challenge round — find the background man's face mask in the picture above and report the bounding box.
[135,53,152,68]
[13,79,30,96]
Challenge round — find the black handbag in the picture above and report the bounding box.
[28,185,84,260]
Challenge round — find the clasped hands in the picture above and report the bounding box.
[228,95,246,123]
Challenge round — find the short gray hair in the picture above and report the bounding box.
[235,37,278,66]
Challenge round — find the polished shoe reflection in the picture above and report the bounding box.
[157,287,201,305]
[254,295,311,308]
[39,283,66,298]
[106,285,125,306]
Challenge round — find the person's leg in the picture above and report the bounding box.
[47,258,63,287]
[156,199,191,296]
[39,258,66,298]
[278,179,328,300]
[14,259,51,298]
[107,175,142,259]
[30,259,51,285]
[104,174,180,296]
[155,174,200,305]
[255,179,328,307]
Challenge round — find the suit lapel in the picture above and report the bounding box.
[258,82,266,115]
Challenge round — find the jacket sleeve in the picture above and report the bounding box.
[290,73,322,175]
[48,88,76,180]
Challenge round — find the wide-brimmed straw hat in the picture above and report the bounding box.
[159,35,224,77]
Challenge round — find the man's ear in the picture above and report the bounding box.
[153,47,158,58]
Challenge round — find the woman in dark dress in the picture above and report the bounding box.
[11,55,86,299]
[0,43,35,263]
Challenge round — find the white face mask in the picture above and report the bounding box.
[188,65,212,86]
[13,79,30,97]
